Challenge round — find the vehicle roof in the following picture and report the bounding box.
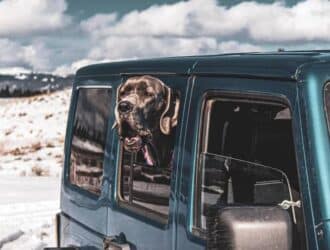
[76,51,330,81]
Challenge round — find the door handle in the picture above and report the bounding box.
[103,233,131,250]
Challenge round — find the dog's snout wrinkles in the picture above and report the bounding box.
[118,101,133,113]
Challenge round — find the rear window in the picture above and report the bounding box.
[69,87,112,195]
[325,82,330,133]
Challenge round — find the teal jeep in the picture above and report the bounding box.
[56,51,330,249]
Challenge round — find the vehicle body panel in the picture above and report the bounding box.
[176,76,319,249]
[105,74,190,250]
[297,62,330,248]
[60,76,122,244]
[59,51,330,249]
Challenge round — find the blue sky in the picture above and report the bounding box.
[0,0,329,75]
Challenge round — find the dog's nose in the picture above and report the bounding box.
[118,101,133,113]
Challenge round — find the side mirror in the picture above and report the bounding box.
[207,206,292,250]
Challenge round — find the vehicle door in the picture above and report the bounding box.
[176,76,311,249]
[107,74,189,250]
[60,75,121,248]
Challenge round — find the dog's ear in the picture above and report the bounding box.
[160,85,180,135]
[112,83,123,134]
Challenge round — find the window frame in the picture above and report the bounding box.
[192,91,297,238]
[112,76,186,227]
[114,84,182,226]
[324,81,330,134]
[66,85,113,198]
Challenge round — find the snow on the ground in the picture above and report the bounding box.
[0,90,71,249]
[0,201,59,250]
[0,176,60,249]
[0,89,71,177]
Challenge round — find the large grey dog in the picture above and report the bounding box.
[113,75,180,168]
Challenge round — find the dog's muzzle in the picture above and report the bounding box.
[116,100,147,152]
[118,101,134,113]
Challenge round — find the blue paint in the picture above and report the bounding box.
[58,51,330,249]
[306,76,330,215]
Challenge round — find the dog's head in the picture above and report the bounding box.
[113,75,179,152]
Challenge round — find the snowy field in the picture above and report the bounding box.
[0,89,71,177]
[0,177,60,249]
[0,89,71,249]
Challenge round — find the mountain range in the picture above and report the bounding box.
[0,73,73,97]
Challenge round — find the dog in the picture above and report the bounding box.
[113,75,180,168]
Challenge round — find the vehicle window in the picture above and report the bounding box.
[325,82,330,133]
[116,77,180,221]
[118,97,180,220]
[120,149,172,217]
[69,87,112,195]
[194,97,306,249]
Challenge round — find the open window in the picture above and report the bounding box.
[194,96,306,249]
[117,89,180,223]
[69,87,112,195]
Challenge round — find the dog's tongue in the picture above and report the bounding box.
[142,145,156,166]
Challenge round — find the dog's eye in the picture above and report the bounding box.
[146,91,154,97]
[123,86,132,93]
[120,88,131,96]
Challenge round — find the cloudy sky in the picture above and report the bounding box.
[0,0,329,76]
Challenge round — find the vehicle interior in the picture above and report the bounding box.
[198,97,306,249]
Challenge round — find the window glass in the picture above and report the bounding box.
[195,97,306,249]
[199,153,290,229]
[70,88,112,195]
[325,83,330,133]
[120,150,172,217]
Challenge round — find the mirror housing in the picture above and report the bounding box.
[207,206,292,250]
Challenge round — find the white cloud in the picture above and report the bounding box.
[53,59,106,77]
[0,0,70,37]
[52,39,261,76]
[80,13,118,37]
[217,40,261,52]
[0,0,328,76]
[87,36,261,61]
[80,0,278,64]
[0,67,31,75]
[0,39,52,72]
[81,0,330,42]
[50,0,330,75]
[236,0,330,42]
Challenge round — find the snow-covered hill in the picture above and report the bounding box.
[0,73,73,97]
[0,89,71,177]
[0,90,71,248]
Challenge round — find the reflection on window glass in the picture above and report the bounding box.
[325,83,330,133]
[199,153,289,230]
[70,88,112,195]
[121,150,172,217]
